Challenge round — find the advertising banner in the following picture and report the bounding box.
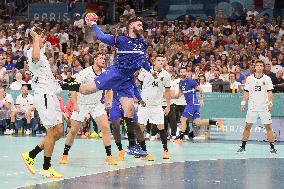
[210,118,284,141]
[28,3,86,22]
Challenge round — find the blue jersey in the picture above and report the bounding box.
[179,78,199,105]
[93,25,151,76]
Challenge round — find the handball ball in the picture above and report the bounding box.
[85,13,98,24]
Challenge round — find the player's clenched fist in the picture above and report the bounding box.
[85,13,99,25]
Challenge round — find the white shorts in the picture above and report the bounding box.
[71,102,106,122]
[138,105,164,125]
[33,93,62,129]
[245,110,272,125]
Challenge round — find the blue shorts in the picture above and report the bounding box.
[95,66,134,98]
[109,101,138,122]
[182,104,200,120]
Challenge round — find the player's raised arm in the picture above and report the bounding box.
[85,13,115,46]
[29,28,41,62]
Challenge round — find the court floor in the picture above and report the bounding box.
[0,136,283,189]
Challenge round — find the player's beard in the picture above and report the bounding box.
[180,75,186,79]
[133,28,142,38]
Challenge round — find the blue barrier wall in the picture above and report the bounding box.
[7,90,284,141]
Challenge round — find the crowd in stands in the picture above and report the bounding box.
[0,3,283,137]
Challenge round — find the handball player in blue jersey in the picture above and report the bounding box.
[173,68,224,144]
[80,13,152,155]
[110,79,148,159]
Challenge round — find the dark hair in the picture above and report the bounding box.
[28,26,45,43]
[255,59,265,67]
[179,67,187,72]
[229,72,236,77]
[156,54,164,58]
[93,51,105,59]
[127,17,143,31]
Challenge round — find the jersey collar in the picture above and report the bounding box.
[254,73,264,79]
[92,66,102,76]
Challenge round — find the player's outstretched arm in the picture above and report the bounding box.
[30,28,40,62]
[92,24,115,46]
[86,13,115,46]
[79,82,97,95]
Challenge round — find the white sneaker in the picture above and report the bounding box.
[4,129,10,135]
[10,129,15,135]
[184,135,190,140]
[25,129,31,135]
[194,135,205,140]
[150,136,156,141]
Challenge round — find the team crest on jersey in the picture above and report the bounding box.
[263,82,265,85]
[161,77,164,81]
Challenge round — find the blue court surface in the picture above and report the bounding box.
[1,136,283,189]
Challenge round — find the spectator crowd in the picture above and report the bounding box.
[0,3,283,137]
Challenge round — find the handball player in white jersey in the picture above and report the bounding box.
[237,60,277,154]
[59,52,117,165]
[21,27,64,178]
[137,55,171,160]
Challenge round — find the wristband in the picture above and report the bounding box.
[268,101,273,105]
[241,101,246,106]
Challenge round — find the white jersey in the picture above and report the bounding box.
[0,93,14,120]
[15,93,34,111]
[244,74,273,111]
[1,93,14,105]
[27,48,62,95]
[75,66,104,106]
[172,78,186,106]
[138,69,171,106]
